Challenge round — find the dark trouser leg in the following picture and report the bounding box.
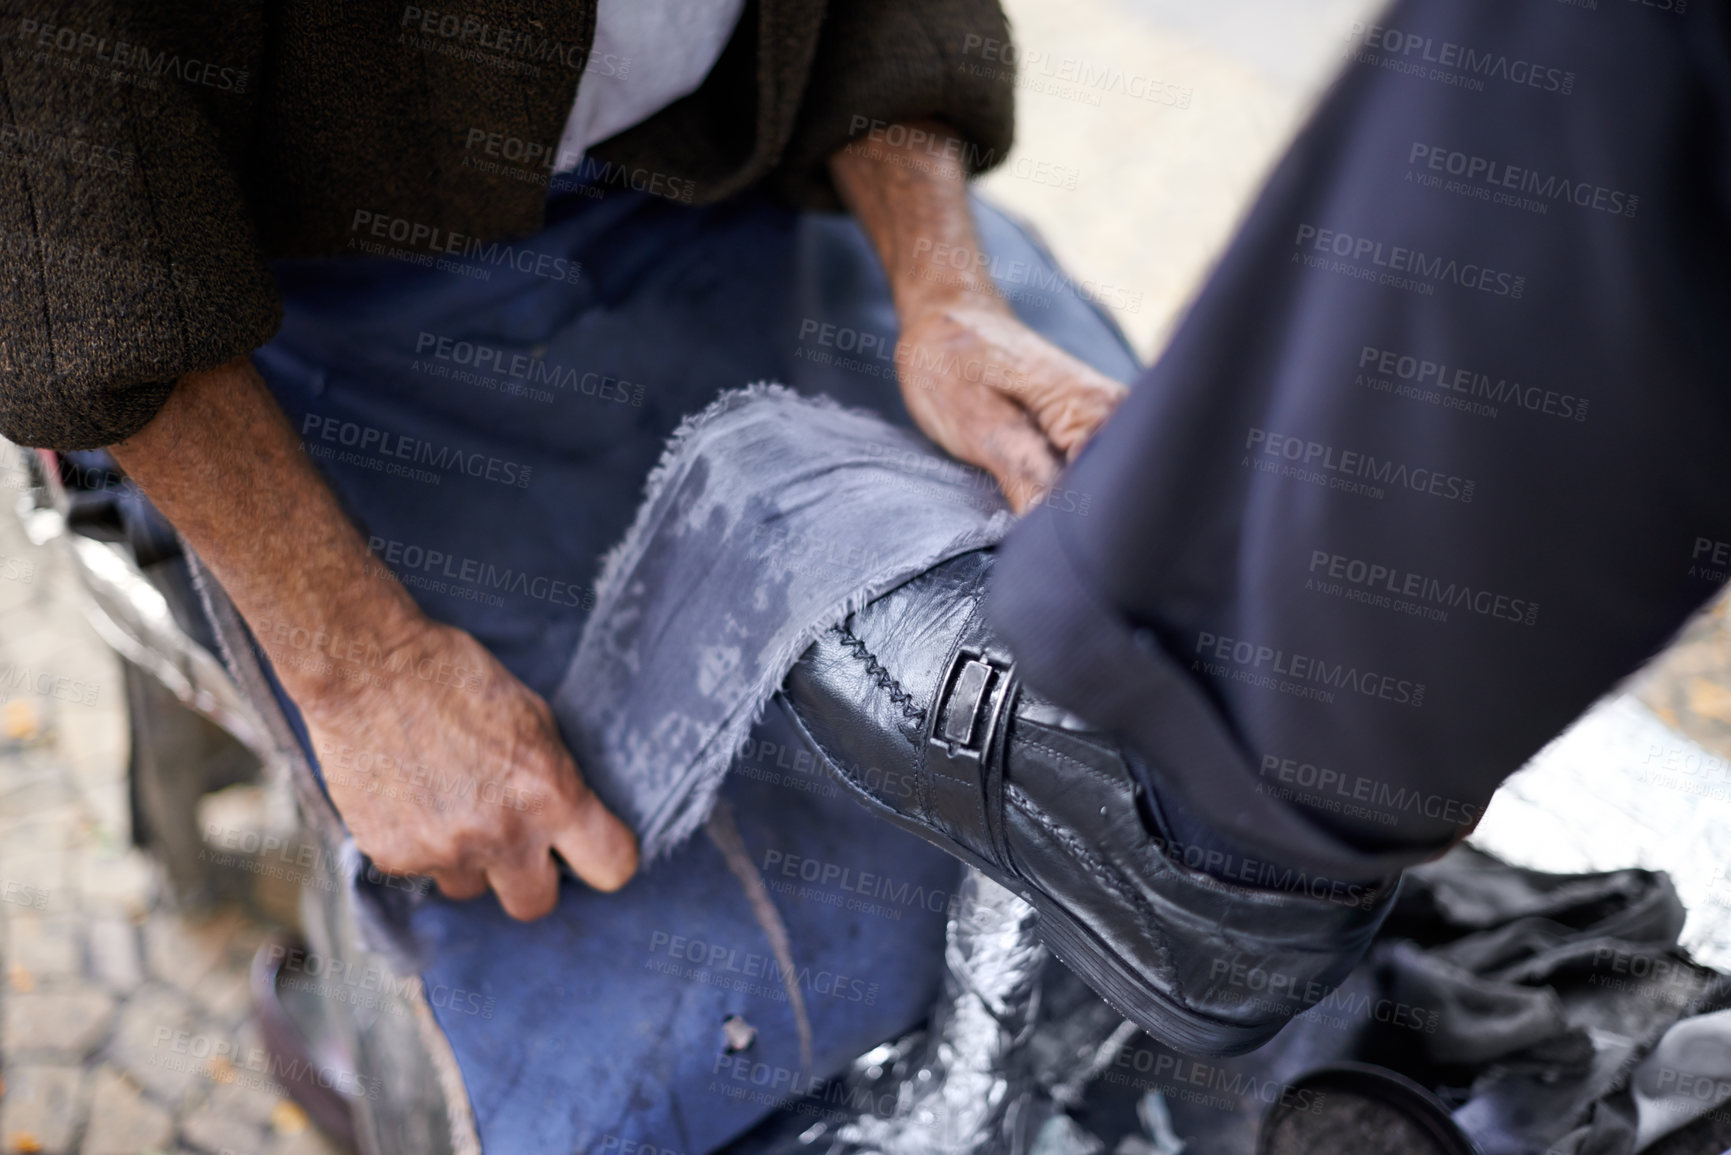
[990,0,1731,879]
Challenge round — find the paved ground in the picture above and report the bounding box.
[980,0,1384,360]
[0,494,338,1155]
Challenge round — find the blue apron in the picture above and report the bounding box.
[252,181,1139,1153]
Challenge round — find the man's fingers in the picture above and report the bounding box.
[912,370,1063,512]
[551,784,640,893]
[980,327,1127,460]
[1019,362,1128,460]
[430,867,488,902]
[486,848,561,921]
[976,412,1063,514]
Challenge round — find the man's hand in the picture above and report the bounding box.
[110,358,638,917]
[894,295,1126,511]
[303,619,636,917]
[830,120,1128,512]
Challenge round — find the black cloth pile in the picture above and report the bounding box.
[1072,848,1731,1154]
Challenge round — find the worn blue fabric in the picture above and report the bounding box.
[250,180,1139,1153]
[557,385,1014,864]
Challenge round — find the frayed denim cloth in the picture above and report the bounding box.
[554,384,1012,862]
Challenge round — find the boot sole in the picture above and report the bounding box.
[774,692,1282,1058]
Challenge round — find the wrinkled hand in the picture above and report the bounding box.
[896,296,1128,512]
[299,617,638,919]
[105,357,637,922]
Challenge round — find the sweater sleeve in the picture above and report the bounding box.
[0,3,280,449]
[767,0,1016,210]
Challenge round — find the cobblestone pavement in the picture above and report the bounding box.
[1630,597,1731,750]
[980,0,1384,360]
[0,500,340,1155]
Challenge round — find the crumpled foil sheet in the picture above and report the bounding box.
[780,869,1145,1155]
[1469,693,1731,973]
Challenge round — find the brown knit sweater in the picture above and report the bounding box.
[0,0,1014,449]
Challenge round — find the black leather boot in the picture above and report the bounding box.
[777,550,1398,1057]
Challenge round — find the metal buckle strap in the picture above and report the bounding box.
[927,647,1018,868]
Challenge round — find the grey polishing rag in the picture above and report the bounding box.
[551,384,1013,862]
